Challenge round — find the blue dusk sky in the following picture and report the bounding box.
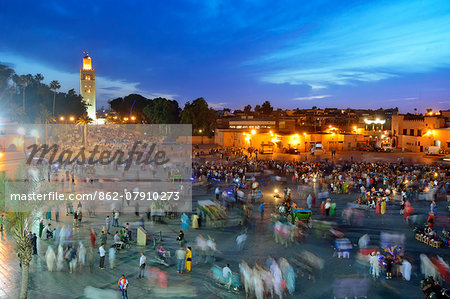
[1,0,449,112]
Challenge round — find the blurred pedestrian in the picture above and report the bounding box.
[105,216,111,233]
[185,247,192,272]
[109,245,116,269]
[78,241,86,270]
[400,257,411,281]
[176,246,186,273]
[99,244,106,269]
[138,252,146,278]
[69,246,77,273]
[90,228,97,247]
[369,251,380,278]
[118,274,128,299]
[31,233,37,255]
[191,214,199,229]
[259,203,264,221]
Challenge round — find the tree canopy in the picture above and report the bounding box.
[143,97,180,124]
[0,64,87,123]
[180,97,216,136]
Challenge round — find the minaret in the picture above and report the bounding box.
[80,51,96,121]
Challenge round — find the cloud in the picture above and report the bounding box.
[0,52,175,104]
[293,94,332,101]
[247,0,450,89]
[387,97,418,102]
[208,102,228,109]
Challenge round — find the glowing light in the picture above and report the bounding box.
[364,119,385,125]
[30,129,39,137]
[123,117,129,121]
[270,131,273,136]
[131,116,136,121]
[69,116,75,121]
[199,129,203,133]
[59,116,65,121]
[303,132,307,136]
[251,129,256,135]
[12,137,24,148]
[17,127,25,135]
[353,126,357,130]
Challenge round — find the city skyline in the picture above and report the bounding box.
[1,0,449,112]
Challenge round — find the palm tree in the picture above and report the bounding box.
[39,105,55,143]
[34,73,44,85]
[5,210,34,299]
[18,75,30,110]
[50,80,61,117]
[76,113,93,147]
[2,162,55,299]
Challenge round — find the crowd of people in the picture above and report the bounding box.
[238,257,295,299]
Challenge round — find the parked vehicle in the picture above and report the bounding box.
[284,147,299,154]
[380,143,394,152]
[357,144,371,151]
[425,146,443,155]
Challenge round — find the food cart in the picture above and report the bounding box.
[292,209,312,226]
[198,200,227,227]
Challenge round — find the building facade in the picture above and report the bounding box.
[80,52,96,121]
[391,114,449,152]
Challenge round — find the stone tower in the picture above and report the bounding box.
[80,52,96,121]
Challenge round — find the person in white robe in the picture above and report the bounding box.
[78,241,86,269]
[56,244,65,271]
[401,258,411,281]
[45,246,56,272]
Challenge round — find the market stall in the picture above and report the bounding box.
[198,200,227,227]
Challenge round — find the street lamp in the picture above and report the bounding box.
[30,129,39,144]
[60,116,65,121]
[69,116,75,122]
[251,129,256,135]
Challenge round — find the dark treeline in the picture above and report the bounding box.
[108,95,216,136]
[0,64,87,124]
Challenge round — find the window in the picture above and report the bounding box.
[417,129,421,136]
[410,129,414,136]
[85,89,91,93]
[85,75,91,80]
[403,129,407,135]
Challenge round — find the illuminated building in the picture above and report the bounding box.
[391,113,450,152]
[80,52,96,121]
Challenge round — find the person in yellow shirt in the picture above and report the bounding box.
[185,247,192,272]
